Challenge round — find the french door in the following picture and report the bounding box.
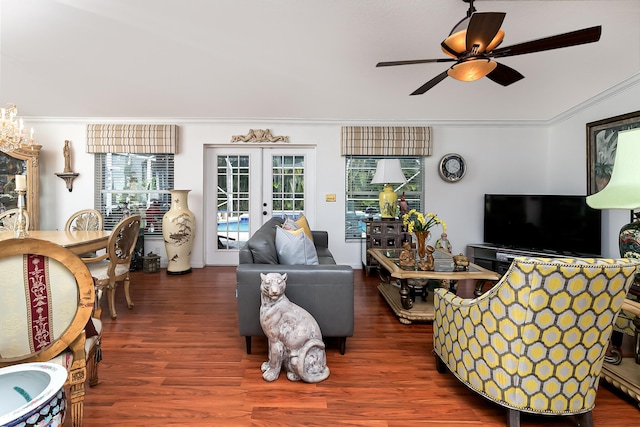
[204,146,316,265]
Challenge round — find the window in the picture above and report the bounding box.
[345,156,424,240]
[94,153,174,234]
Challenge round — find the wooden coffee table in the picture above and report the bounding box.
[368,248,501,324]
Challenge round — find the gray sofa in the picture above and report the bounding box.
[236,217,354,355]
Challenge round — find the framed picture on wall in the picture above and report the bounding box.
[587,110,640,195]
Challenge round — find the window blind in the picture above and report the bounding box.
[340,126,432,156]
[87,124,178,154]
[94,153,174,233]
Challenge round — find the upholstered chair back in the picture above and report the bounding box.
[0,239,94,364]
[0,238,96,427]
[433,257,639,425]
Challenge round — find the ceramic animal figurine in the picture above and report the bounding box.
[259,272,330,383]
[399,192,410,217]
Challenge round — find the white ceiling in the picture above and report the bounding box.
[1,0,639,121]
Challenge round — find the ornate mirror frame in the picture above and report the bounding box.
[0,145,41,229]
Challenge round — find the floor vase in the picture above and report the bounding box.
[163,189,195,275]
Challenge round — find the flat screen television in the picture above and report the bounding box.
[483,194,602,256]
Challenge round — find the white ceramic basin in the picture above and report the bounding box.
[0,363,67,427]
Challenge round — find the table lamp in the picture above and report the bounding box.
[371,159,407,219]
[586,128,640,259]
[586,128,640,364]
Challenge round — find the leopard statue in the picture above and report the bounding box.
[259,272,330,383]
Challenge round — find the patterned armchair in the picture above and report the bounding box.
[433,257,640,427]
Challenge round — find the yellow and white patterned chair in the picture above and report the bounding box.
[433,257,640,427]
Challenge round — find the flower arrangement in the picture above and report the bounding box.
[402,209,447,234]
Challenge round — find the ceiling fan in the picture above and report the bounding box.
[376,0,602,95]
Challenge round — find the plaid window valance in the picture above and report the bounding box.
[86,124,178,154]
[340,126,432,156]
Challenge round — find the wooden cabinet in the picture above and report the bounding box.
[362,219,410,274]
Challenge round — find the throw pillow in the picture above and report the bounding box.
[282,216,301,231]
[275,227,319,265]
[295,214,314,241]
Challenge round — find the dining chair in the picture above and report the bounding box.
[84,215,142,319]
[0,238,102,427]
[0,207,29,231]
[433,256,640,427]
[65,208,104,231]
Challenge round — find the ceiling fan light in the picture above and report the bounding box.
[442,29,467,57]
[484,29,505,52]
[448,59,497,82]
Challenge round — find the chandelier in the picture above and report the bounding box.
[0,103,35,152]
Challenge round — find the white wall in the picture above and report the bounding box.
[548,74,640,257]
[29,73,640,267]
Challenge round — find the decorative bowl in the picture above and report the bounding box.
[0,363,67,427]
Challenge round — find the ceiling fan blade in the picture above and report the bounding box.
[490,25,602,58]
[410,71,449,95]
[466,12,506,52]
[485,62,524,86]
[376,58,456,67]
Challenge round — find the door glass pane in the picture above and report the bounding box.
[216,155,250,249]
[271,155,305,219]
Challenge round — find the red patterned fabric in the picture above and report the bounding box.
[25,254,52,352]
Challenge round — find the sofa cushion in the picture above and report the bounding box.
[295,215,314,241]
[275,227,319,265]
[246,217,283,264]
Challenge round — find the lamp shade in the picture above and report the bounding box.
[371,159,407,185]
[447,59,497,82]
[441,16,505,58]
[586,128,640,210]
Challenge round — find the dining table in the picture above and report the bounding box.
[0,230,111,255]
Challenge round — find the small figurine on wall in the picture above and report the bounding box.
[63,140,72,173]
[55,140,79,192]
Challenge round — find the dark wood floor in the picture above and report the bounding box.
[74,266,640,426]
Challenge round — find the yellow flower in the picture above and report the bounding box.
[402,210,446,233]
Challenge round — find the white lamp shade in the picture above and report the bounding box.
[587,128,640,210]
[371,159,407,184]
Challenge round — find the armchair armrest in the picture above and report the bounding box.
[312,231,329,249]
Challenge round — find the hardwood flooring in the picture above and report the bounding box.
[75,267,640,426]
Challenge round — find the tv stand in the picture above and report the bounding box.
[467,244,566,274]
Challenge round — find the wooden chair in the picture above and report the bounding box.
[84,215,142,319]
[65,208,104,231]
[0,207,29,231]
[433,257,640,427]
[0,238,102,427]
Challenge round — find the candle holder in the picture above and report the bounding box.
[14,189,29,238]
